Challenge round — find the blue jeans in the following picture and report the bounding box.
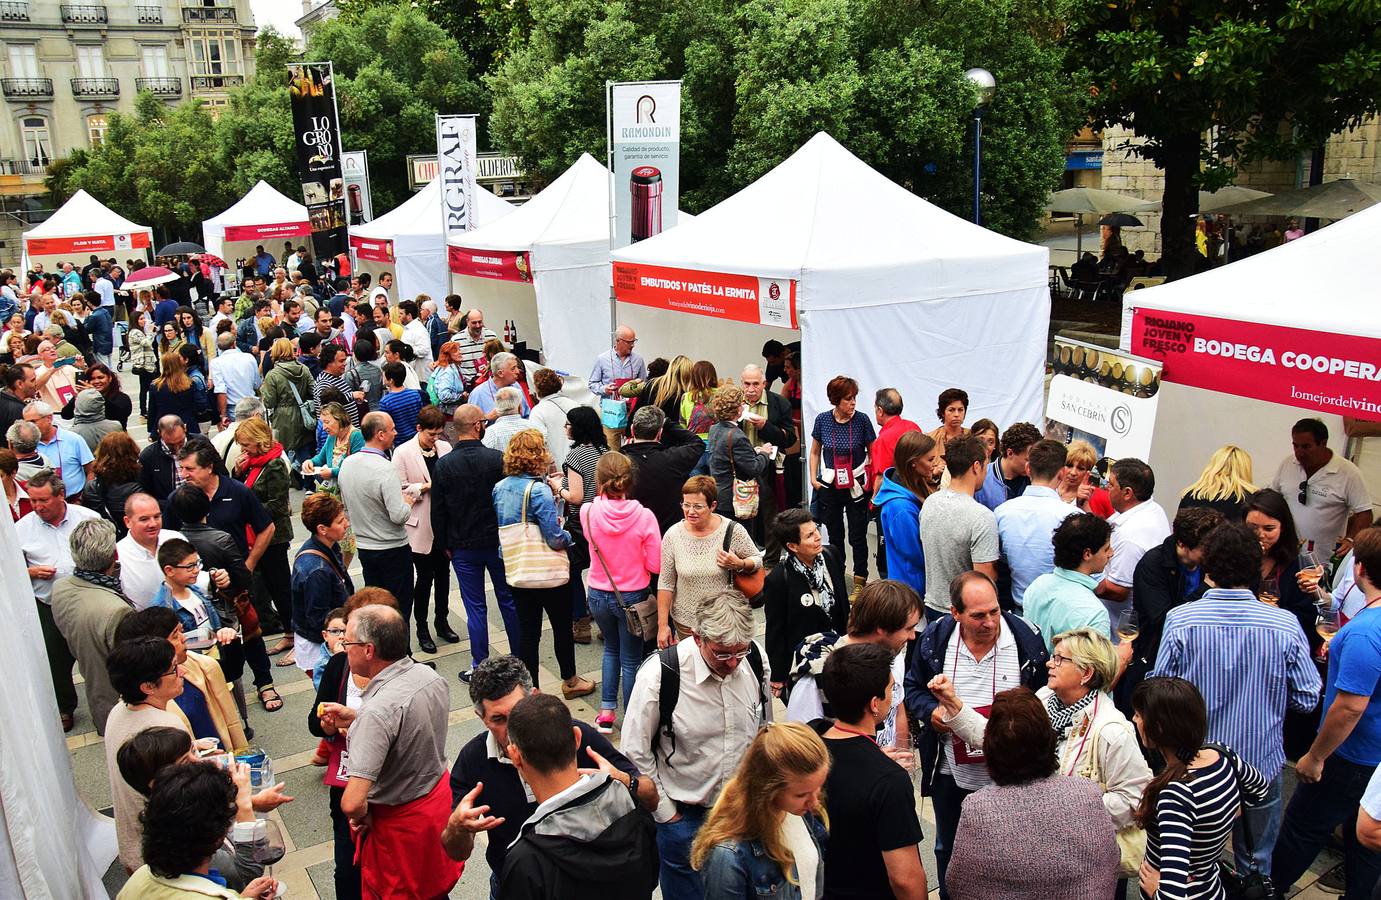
[1273,753,1381,900]
[587,586,647,711]
[656,803,708,900]
[1234,772,1282,875]
[450,546,520,668]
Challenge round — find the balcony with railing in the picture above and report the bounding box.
[0,1,30,22]
[135,4,162,23]
[191,73,242,91]
[1,77,54,100]
[60,4,107,23]
[181,4,235,23]
[136,76,181,96]
[0,158,49,176]
[71,77,119,98]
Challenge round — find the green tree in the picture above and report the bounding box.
[339,0,533,76]
[1065,0,1381,279]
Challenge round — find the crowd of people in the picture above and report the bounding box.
[6,253,1381,900]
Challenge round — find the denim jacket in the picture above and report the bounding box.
[289,535,354,639]
[151,582,221,635]
[493,474,571,550]
[700,813,827,900]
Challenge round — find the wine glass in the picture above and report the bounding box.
[251,819,286,897]
[1317,606,1342,645]
[1299,549,1332,609]
[1116,608,1140,643]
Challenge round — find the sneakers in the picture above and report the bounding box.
[561,675,595,699]
[596,710,616,734]
[457,668,474,684]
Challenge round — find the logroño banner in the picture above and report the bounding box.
[287,62,349,260]
[341,150,373,225]
[607,81,681,251]
[1130,308,1381,422]
[436,115,479,240]
[613,262,797,329]
[1045,337,1162,459]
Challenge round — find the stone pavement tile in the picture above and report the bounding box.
[274,766,337,855]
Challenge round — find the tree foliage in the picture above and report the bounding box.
[1065,0,1381,277]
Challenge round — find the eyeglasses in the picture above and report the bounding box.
[707,647,751,662]
[160,664,180,679]
[170,559,203,571]
[341,640,371,649]
[1050,653,1076,668]
[325,627,347,636]
[1298,480,1309,506]
[681,502,709,513]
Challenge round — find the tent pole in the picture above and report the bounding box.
[1075,213,1083,259]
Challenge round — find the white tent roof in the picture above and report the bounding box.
[448,153,610,252]
[203,180,308,230]
[353,177,514,243]
[1128,202,1381,338]
[613,132,1048,305]
[23,189,150,240]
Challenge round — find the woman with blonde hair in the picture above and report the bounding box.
[646,354,693,419]
[259,337,316,460]
[679,359,720,442]
[235,416,295,673]
[1179,444,1256,521]
[303,402,363,568]
[694,722,830,900]
[493,429,594,699]
[707,384,774,519]
[148,350,203,433]
[1059,439,1114,517]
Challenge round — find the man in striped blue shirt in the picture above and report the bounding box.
[1273,527,1381,898]
[1153,521,1321,876]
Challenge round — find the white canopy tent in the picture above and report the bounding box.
[1128,204,1381,516]
[611,132,1051,433]
[22,190,153,273]
[201,180,311,270]
[350,178,514,304]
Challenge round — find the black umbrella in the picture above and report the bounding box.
[157,240,206,256]
[1098,213,1144,228]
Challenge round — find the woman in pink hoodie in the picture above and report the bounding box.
[581,451,662,732]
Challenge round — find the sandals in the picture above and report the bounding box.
[274,650,297,667]
[268,637,294,656]
[257,686,284,712]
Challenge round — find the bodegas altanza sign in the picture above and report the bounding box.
[1131,308,1381,421]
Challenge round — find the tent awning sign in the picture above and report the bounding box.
[1131,307,1381,422]
[448,245,531,283]
[612,262,798,330]
[223,221,312,243]
[350,235,393,262]
[27,232,150,256]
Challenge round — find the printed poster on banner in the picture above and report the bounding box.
[27,233,150,256]
[448,246,531,283]
[341,150,373,224]
[287,62,348,260]
[350,236,393,263]
[608,81,680,251]
[436,115,479,239]
[612,262,797,329]
[1044,337,1162,459]
[1130,308,1381,422]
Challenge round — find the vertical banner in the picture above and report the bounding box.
[341,150,373,225]
[287,62,348,260]
[436,115,479,242]
[1044,337,1163,459]
[607,81,681,251]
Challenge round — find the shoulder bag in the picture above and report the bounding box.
[583,505,659,641]
[722,519,766,607]
[1206,743,1275,900]
[726,428,761,520]
[285,378,316,431]
[1078,718,1147,878]
[499,480,570,589]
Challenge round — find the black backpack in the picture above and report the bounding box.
[654,642,767,763]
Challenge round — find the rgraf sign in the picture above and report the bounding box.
[613,262,797,329]
[1131,308,1381,421]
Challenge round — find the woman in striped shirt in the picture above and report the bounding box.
[1132,677,1269,900]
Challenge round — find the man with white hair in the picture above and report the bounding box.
[481,387,531,454]
[25,400,93,496]
[470,352,529,420]
[7,419,49,481]
[419,297,447,359]
[588,324,647,447]
[208,331,261,429]
[623,590,772,900]
[212,396,266,473]
[51,517,132,735]
[739,363,798,561]
[398,300,434,383]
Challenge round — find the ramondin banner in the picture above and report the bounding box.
[287,62,348,260]
[607,81,681,251]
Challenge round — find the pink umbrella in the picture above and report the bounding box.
[121,266,180,289]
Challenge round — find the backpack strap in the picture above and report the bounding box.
[654,641,769,766]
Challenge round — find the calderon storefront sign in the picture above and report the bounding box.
[1130,308,1381,422]
[612,262,798,329]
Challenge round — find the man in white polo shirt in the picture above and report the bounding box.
[1094,457,1171,628]
[116,492,219,609]
[1271,417,1373,558]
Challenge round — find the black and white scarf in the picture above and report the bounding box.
[1046,690,1096,740]
[788,553,836,616]
[75,568,135,609]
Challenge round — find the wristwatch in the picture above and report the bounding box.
[626,772,640,798]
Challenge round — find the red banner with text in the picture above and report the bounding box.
[447,246,531,282]
[1130,308,1381,421]
[26,232,150,256]
[612,262,798,329]
[223,221,312,243]
[349,235,394,262]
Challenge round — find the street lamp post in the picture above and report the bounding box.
[964,67,997,225]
